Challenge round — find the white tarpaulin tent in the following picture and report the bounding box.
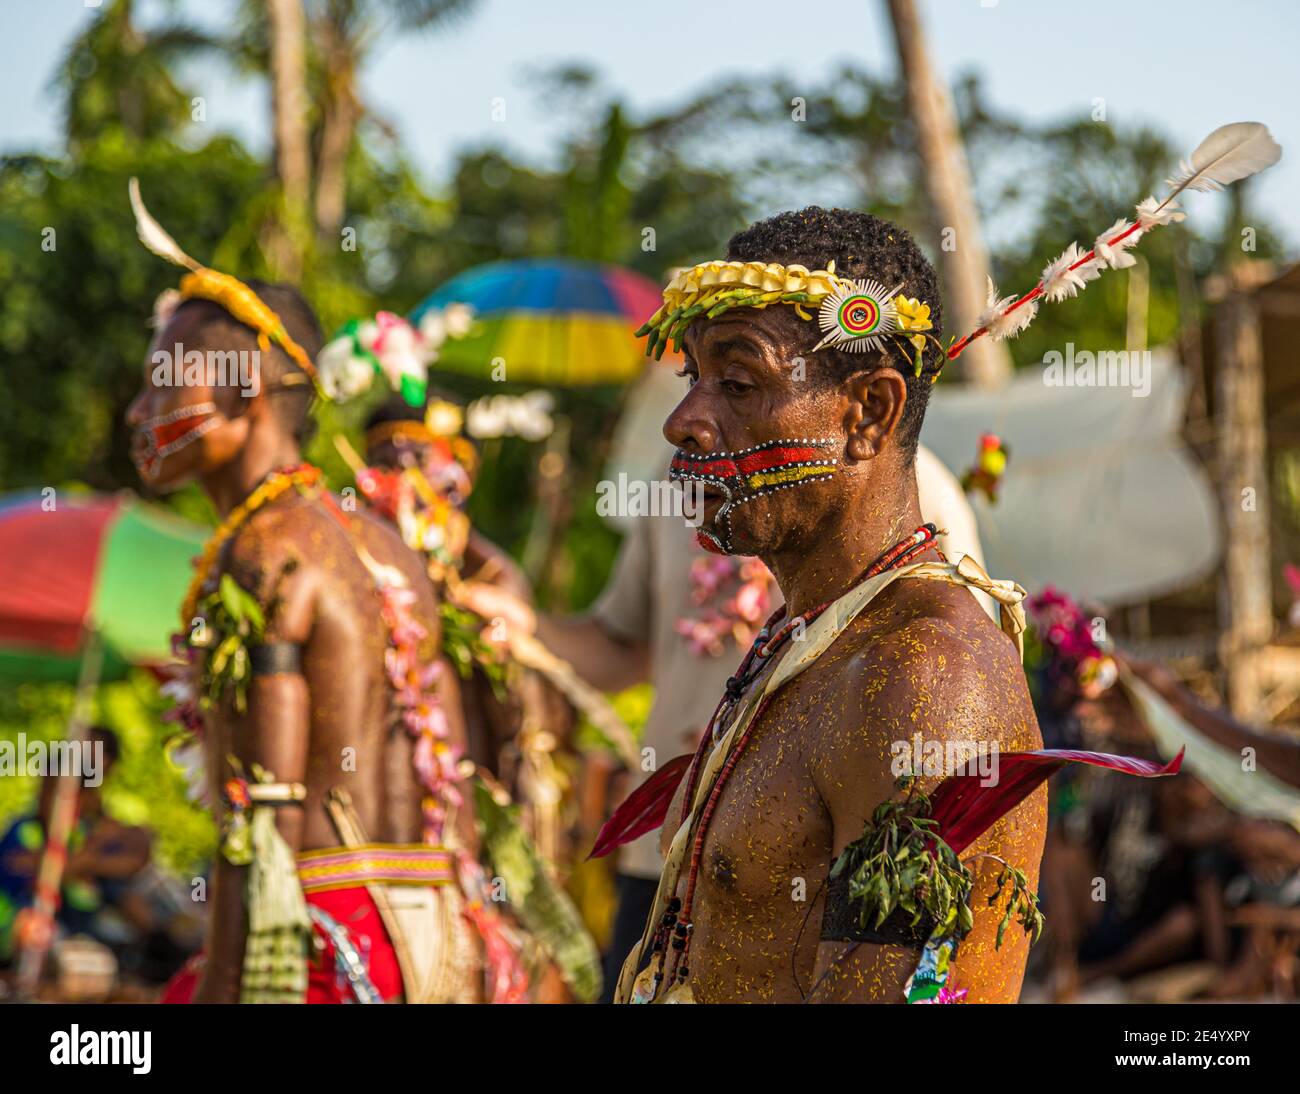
[606,350,1220,606]
[919,350,1220,605]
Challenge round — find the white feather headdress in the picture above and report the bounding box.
[948,121,1281,361]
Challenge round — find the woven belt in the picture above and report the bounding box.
[297,843,454,894]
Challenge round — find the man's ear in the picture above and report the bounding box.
[201,383,260,463]
[843,368,908,462]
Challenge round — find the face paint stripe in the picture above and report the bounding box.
[745,464,838,490]
[734,446,828,471]
[151,414,214,448]
[670,445,836,479]
[155,415,220,457]
[134,402,221,481]
[668,437,839,553]
[669,454,837,483]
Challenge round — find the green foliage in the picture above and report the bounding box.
[194,572,270,714]
[830,775,975,940]
[55,0,213,150]
[830,774,1044,949]
[0,672,215,878]
[472,779,602,1002]
[574,682,652,757]
[988,859,1042,949]
[439,600,505,696]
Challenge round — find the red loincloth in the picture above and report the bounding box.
[160,885,402,1004]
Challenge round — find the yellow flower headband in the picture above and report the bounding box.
[634,258,937,377]
[129,179,319,387]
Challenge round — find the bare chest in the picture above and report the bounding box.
[666,680,838,1000]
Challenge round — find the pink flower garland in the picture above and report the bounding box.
[454,850,530,1004]
[378,583,463,843]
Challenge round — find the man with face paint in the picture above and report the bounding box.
[601,207,1047,1003]
[127,277,479,1004]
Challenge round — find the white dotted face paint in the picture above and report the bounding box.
[133,402,221,480]
[669,437,839,554]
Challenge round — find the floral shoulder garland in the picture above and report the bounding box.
[352,461,505,691]
[364,553,464,845]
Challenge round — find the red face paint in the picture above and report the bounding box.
[133,402,221,480]
[669,437,839,554]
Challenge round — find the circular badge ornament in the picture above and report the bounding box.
[813,278,904,353]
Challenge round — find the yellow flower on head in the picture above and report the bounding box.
[894,295,932,332]
[909,333,928,378]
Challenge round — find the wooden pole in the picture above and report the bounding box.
[1215,267,1272,720]
[265,0,311,278]
[885,0,1012,389]
[14,629,103,997]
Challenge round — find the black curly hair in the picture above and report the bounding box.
[724,206,941,459]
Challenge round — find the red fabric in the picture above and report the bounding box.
[929,747,1185,855]
[589,753,694,859]
[586,744,1186,864]
[160,885,402,1003]
[0,496,118,651]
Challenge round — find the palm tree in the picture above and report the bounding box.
[307,0,478,239]
[54,0,217,149]
[266,0,312,277]
[229,1,477,241]
[884,0,1011,388]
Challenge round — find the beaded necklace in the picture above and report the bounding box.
[646,523,942,999]
[179,464,323,629]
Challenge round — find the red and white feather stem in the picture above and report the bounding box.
[947,221,1145,360]
[945,121,1281,361]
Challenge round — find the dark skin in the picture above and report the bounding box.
[364,430,537,773]
[655,309,1046,1002]
[364,429,578,1003]
[126,305,470,1003]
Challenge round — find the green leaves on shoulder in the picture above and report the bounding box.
[830,775,1040,949]
[830,777,974,941]
[987,860,1043,949]
[192,559,298,714]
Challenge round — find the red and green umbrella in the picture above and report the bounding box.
[0,492,207,681]
[410,258,680,386]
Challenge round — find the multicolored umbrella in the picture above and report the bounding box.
[409,258,679,386]
[0,492,207,681]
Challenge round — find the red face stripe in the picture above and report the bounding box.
[672,445,829,480]
[150,410,215,448]
[734,446,828,474]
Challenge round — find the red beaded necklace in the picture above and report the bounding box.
[648,523,942,998]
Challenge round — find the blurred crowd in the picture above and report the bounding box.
[1028,653,1300,1002]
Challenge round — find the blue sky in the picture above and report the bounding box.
[4,0,1298,248]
